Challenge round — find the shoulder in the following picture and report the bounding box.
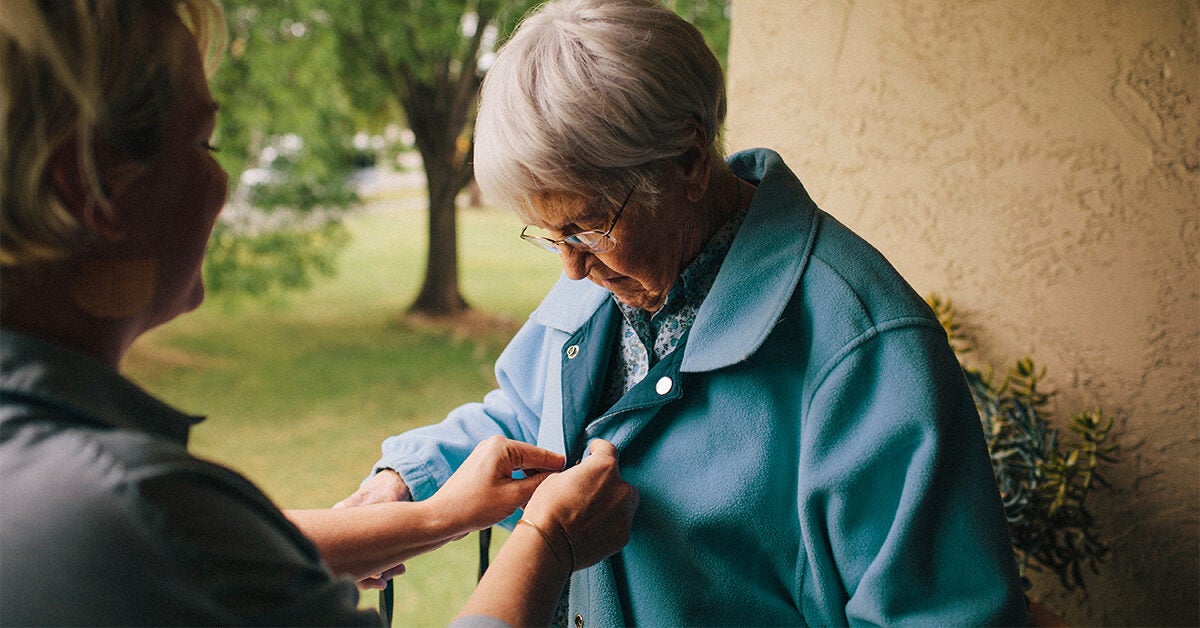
[2,412,288,535]
[1,416,369,625]
[726,148,938,339]
[799,212,943,350]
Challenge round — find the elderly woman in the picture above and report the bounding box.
[0,1,637,625]
[345,0,1026,624]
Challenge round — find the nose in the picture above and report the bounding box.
[560,247,591,280]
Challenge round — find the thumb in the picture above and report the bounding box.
[500,439,568,473]
[505,468,555,502]
[586,438,619,460]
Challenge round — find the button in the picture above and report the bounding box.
[574,614,584,628]
[655,376,673,395]
[566,345,580,359]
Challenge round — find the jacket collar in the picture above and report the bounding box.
[0,328,202,444]
[529,148,819,372]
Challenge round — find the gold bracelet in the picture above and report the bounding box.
[516,518,574,572]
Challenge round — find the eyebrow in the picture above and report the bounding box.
[531,199,593,231]
[543,211,602,235]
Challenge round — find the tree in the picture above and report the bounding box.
[206,0,360,302]
[330,1,537,315]
[207,0,731,315]
[330,0,729,316]
[668,0,731,70]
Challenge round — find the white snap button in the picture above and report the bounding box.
[656,376,673,395]
[566,345,579,359]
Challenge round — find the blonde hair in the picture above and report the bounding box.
[473,0,725,220]
[0,0,224,266]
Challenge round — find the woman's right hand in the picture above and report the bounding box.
[520,439,639,572]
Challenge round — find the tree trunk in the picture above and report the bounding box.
[409,155,470,315]
[385,2,491,317]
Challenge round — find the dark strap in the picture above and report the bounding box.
[478,527,492,581]
[379,579,394,626]
[377,528,490,626]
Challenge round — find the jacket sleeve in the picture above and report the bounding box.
[372,319,559,502]
[797,321,1027,626]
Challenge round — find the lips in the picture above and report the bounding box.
[589,273,634,293]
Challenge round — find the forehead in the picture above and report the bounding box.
[161,17,218,123]
[166,16,211,90]
[527,191,603,228]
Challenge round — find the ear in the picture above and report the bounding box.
[49,138,127,242]
[678,126,713,203]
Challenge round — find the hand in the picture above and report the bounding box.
[333,469,411,588]
[522,439,639,571]
[357,564,406,591]
[335,469,411,508]
[425,435,567,533]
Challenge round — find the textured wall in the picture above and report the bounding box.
[725,1,1198,625]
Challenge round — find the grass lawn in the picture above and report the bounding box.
[124,203,561,626]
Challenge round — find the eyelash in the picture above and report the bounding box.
[202,141,220,153]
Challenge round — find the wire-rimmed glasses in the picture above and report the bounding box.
[520,186,635,254]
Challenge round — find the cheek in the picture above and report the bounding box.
[178,158,227,234]
[158,160,226,265]
[609,247,671,289]
[203,162,229,222]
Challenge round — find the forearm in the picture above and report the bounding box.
[306,437,569,582]
[455,523,572,627]
[285,502,462,580]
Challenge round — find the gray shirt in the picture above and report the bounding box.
[0,330,379,626]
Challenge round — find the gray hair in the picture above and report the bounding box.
[473,0,726,220]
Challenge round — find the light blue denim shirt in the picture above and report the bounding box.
[0,330,378,626]
[375,148,1026,626]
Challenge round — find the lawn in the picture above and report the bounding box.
[123,202,562,625]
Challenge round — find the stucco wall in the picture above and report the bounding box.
[725,1,1198,625]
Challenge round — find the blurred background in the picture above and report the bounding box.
[124,1,1198,625]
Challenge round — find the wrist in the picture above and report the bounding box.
[374,468,412,502]
[516,518,575,575]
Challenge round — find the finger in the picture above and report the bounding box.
[501,439,567,473]
[358,577,386,590]
[488,470,554,513]
[380,564,406,579]
[508,468,555,497]
[332,494,362,509]
[586,438,618,460]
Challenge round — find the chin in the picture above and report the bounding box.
[165,282,206,323]
[184,282,206,313]
[613,291,666,312]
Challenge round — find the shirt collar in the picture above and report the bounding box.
[613,204,747,336]
[0,329,203,444]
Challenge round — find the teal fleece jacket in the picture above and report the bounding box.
[375,148,1026,626]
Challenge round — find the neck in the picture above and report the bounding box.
[678,167,745,267]
[2,263,144,369]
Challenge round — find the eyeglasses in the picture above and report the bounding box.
[520,186,635,254]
